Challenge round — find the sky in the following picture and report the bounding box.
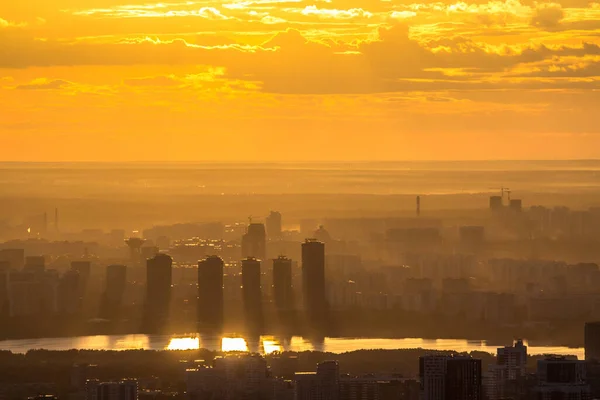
[0,0,599,161]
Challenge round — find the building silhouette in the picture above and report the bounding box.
[317,361,340,400]
[57,269,81,316]
[487,340,528,400]
[100,264,127,320]
[273,256,293,311]
[71,260,91,298]
[242,257,263,333]
[85,379,138,400]
[445,357,482,400]
[266,211,282,239]
[586,322,600,361]
[0,249,25,270]
[24,256,45,274]
[143,253,172,332]
[420,355,482,400]
[535,356,590,399]
[294,361,340,400]
[198,256,224,332]
[241,223,266,260]
[302,239,327,329]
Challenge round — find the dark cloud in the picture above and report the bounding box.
[1,24,599,93]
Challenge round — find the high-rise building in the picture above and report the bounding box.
[445,357,481,400]
[486,340,528,400]
[302,239,327,327]
[101,264,127,320]
[0,249,25,270]
[57,269,81,315]
[71,260,91,298]
[419,355,482,400]
[198,256,224,331]
[419,355,447,400]
[586,322,600,361]
[266,211,282,239]
[317,361,340,400]
[294,360,340,400]
[489,196,503,211]
[144,254,172,330]
[85,379,138,400]
[24,256,45,274]
[241,223,266,260]
[242,257,262,332]
[273,256,293,311]
[498,339,527,378]
[535,356,590,400]
[211,354,270,400]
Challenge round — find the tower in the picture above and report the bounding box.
[198,256,224,331]
[242,257,263,333]
[144,253,172,331]
[101,264,127,320]
[302,239,327,328]
[273,256,293,311]
[241,223,266,260]
[417,196,421,217]
[125,237,145,266]
[266,211,283,239]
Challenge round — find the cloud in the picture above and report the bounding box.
[15,79,72,90]
[0,18,28,28]
[260,15,287,24]
[390,11,417,19]
[531,3,564,29]
[124,75,182,86]
[1,23,599,94]
[296,6,373,19]
[72,5,231,19]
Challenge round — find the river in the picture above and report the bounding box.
[0,335,585,358]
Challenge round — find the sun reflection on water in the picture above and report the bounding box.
[262,337,282,354]
[221,337,248,352]
[167,337,200,350]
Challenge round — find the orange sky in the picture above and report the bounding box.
[1,0,599,161]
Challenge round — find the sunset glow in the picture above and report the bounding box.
[221,337,249,352]
[167,337,200,350]
[1,0,599,161]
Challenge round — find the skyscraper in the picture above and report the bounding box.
[242,257,263,333]
[302,239,327,327]
[266,211,282,239]
[586,322,600,361]
[0,249,25,270]
[419,355,482,400]
[273,256,293,311]
[101,264,127,320]
[144,253,172,331]
[71,260,91,298]
[241,223,266,260]
[316,361,340,400]
[24,256,45,274]
[419,355,447,400]
[294,361,340,400]
[445,357,482,400]
[535,356,590,400]
[487,340,528,400]
[57,269,81,316]
[198,256,224,331]
[86,379,138,400]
